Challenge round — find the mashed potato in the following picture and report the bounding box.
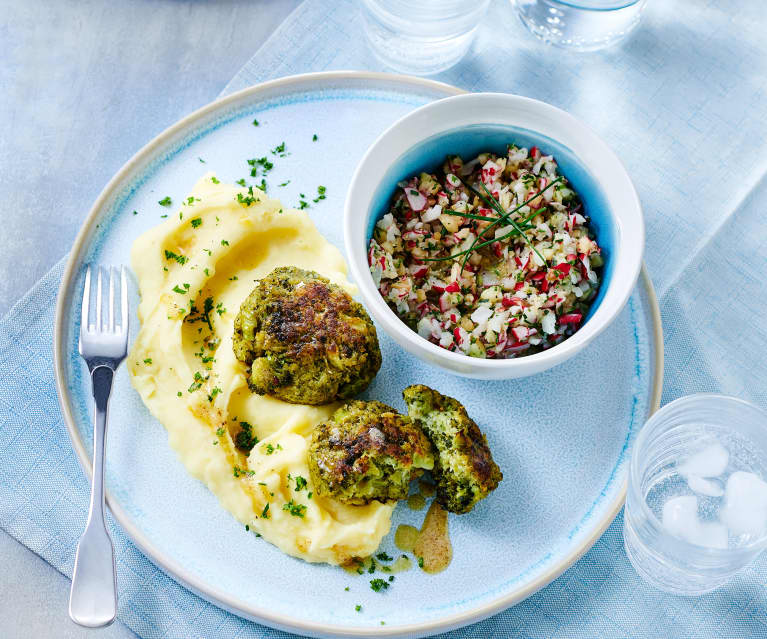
[128,175,394,564]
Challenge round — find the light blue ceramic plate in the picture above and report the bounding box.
[54,72,663,638]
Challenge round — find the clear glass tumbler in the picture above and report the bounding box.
[513,0,647,51]
[624,394,767,595]
[361,0,491,76]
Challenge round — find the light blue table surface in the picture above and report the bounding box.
[4,0,767,638]
[0,1,300,637]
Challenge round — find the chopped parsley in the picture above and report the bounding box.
[376,552,393,562]
[186,196,199,206]
[164,250,188,265]
[271,142,288,157]
[312,185,327,203]
[245,524,249,531]
[355,605,362,612]
[177,391,182,397]
[143,358,152,365]
[158,196,172,207]
[252,118,259,127]
[210,176,220,184]
[247,156,273,175]
[369,579,389,593]
[235,421,258,452]
[293,475,308,491]
[298,199,309,210]
[233,465,255,478]
[236,186,258,207]
[132,210,138,215]
[185,296,215,331]
[278,180,290,187]
[344,586,349,592]
[215,427,225,437]
[172,284,187,294]
[417,556,424,568]
[221,239,229,246]
[207,387,222,402]
[262,443,282,455]
[187,371,207,393]
[198,157,206,163]
[235,178,247,187]
[312,134,318,141]
[190,217,202,228]
[282,499,307,518]
[261,503,270,519]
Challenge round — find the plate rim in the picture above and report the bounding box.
[53,70,664,638]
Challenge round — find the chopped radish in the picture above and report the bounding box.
[444,281,460,293]
[405,188,427,212]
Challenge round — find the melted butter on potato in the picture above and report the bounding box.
[128,175,393,564]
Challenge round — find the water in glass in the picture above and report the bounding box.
[513,0,647,51]
[361,0,491,76]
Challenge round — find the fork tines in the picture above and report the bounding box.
[81,265,128,335]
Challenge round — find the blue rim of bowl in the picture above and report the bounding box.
[53,71,664,638]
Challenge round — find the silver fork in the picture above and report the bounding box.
[69,265,128,628]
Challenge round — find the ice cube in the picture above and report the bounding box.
[662,495,699,540]
[686,474,724,497]
[662,495,730,548]
[688,521,729,549]
[721,471,767,538]
[678,442,729,478]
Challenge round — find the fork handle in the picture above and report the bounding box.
[88,366,113,521]
[69,365,117,627]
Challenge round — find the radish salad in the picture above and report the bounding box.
[368,145,603,359]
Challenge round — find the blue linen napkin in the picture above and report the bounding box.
[3,0,767,637]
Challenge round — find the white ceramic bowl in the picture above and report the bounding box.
[344,92,644,379]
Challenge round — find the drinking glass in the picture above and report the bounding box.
[513,0,647,51]
[624,394,767,595]
[361,0,491,76]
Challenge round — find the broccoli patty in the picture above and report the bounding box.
[308,400,434,505]
[232,266,381,405]
[403,385,502,514]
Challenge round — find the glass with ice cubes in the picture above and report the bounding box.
[624,394,767,594]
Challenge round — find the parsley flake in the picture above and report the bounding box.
[235,421,258,452]
[369,579,389,593]
[282,499,307,518]
[158,196,172,207]
[164,250,188,265]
